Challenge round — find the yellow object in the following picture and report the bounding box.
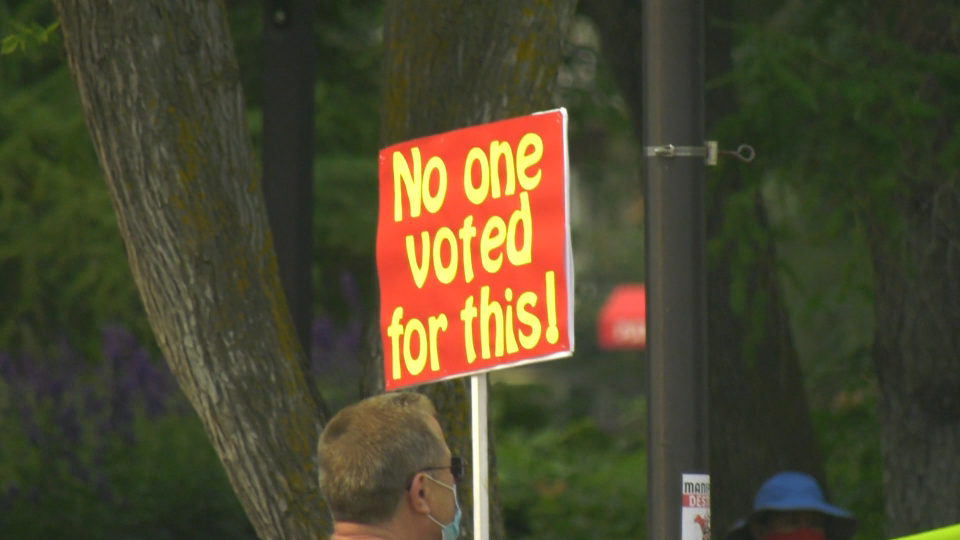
[891,523,960,540]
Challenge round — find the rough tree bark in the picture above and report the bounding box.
[579,0,826,534]
[866,6,960,532]
[54,2,328,538]
[870,186,960,536]
[376,2,577,540]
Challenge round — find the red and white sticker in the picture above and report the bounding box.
[682,473,711,540]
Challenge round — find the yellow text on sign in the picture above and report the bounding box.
[459,270,560,363]
[387,307,448,380]
[391,133,544,222]
[404,192,532,288]
[385,271,562,381]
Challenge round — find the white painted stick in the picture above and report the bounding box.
[470,374,490,540]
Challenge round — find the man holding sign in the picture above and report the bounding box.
[317,392,466,540]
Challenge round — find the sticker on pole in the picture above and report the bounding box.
[682,473,711,540]
[376,109,574,390]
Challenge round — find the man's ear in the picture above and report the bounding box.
[407,472,432,514]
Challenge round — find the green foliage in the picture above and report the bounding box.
[310,4,382,316]
[713,1,960,532]
[729,0,960,240]
[228,2,383,320]
[312,153,379,319]
[0,330,256,539]
[562,16,645,286]
[0,6,147,355]
[492,383,647,540]
[1,412,256,540]
[0,1,387,355]
[1,19,58,55]
[706,2,959,368]
[814,384,884,540]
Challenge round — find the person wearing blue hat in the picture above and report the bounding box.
[725,471,858,540]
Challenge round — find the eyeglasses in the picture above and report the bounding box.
[408,456,467,487]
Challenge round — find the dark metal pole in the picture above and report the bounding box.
[262,0,315,358]
[642,0,710,537]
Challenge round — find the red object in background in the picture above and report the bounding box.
[597,284,646,350]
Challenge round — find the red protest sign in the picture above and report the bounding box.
[376,109,574,390]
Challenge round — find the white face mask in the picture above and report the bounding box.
[425,474,461,540]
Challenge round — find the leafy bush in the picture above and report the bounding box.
[0,326,256,540]
[814,385,884,540]
[1,5,147,357]
[492,383,647,540]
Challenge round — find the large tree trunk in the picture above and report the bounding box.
[378,2,577,539]
[381,0,577,142]
[54,2,328,539]
[580,0,825,534]
[870,183,960,537]
[863,3,960,536]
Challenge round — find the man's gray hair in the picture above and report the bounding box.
[317,392,447,524]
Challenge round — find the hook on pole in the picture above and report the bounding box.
[719,144,755,163]
[644,142,755,165]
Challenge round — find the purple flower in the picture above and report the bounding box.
[5,484,20,502]
[129,345,170,418]
[100,324,139,364]
[0,352,14,381]
[0,324,195,510]
[58,403,82,446]
[312,315,335,365]
[17,398,43,447]
[339,271,363,315]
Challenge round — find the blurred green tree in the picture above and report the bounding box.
[730,1,960,536]
[0,0,147,356]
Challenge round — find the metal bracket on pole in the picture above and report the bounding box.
[645,141,754,166]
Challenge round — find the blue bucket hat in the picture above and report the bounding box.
[725,472,858,540]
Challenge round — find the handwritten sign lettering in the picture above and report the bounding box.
[377,110,573,390]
